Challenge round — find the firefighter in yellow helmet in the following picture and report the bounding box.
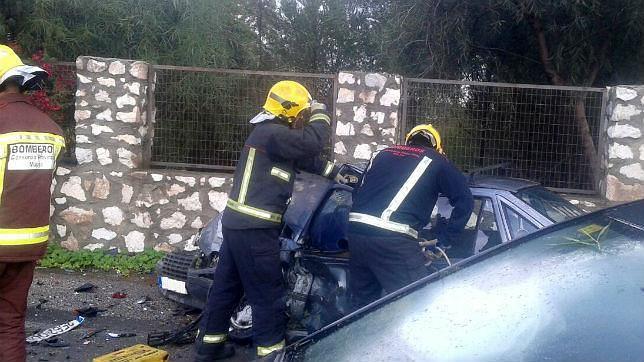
[347,123,472,308]
[0,45,65,362]
[195,81,340,361]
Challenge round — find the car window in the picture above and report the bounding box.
[296,207,644,362]
[476,198,502,252]
[425,197,501,257]
[502,203,538,239]
[514,186,583,223]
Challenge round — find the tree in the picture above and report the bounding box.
[382,0,644,186]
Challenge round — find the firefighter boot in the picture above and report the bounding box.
[194,332,235,362]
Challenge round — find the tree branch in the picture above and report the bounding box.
[526,14,566,86]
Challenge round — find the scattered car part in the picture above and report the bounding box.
[147,315,201,347]
[74,282,97,293]
[107,332,136,338]
[26,316,85,343]
[111,292,127,299]
[82,328,106,340]
[73,306,105,318]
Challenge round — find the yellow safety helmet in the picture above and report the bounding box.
[0,45,47,89]
[263,80,312,121]
[405,123,444,154]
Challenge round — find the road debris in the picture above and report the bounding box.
[136,295,151,304]
[74,282,97,293]
[82,328,106,340]
[26,316,85,343]
[107,332,137,338]
[43,338,70,348]
[73,306,106,318]
[111,292,127,299]
[36,298,49,309]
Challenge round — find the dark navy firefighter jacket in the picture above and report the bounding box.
[349,144,473,245]
[222,109,338,230]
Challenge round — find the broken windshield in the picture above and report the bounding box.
[514,186,583,223]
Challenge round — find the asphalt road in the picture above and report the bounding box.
[26,268,254,362]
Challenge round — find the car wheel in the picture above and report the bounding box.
[229,301,253,344]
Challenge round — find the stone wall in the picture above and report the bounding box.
[50,59,642,252]
[601,86,644,201]
[51,56,233,252]
[333,72,401,163]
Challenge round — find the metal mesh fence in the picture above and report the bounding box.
[151,65,336,170]
[402,79,606,192]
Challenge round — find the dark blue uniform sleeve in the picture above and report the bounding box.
[264,109,331,162]
[437,162,474,245]
[295,156,339,179]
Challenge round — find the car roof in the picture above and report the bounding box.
[469,175,540,192]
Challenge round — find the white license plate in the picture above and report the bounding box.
[159,276,188,294]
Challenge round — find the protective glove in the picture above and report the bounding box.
[310,100,327,112]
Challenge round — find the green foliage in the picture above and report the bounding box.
[39,243,164,275]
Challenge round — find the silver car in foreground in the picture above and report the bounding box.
[285,200,644,361]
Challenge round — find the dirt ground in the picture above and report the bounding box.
[25,269,253,362]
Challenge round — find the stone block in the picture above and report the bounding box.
[75,110,91,122]
[610,104,641,122]
[87,59,107,73]
[108,61,126,75]
[96,148,113,165]
[615,87,638,101]
[96,109,113,122]
[338,72,355,85]
[337,88,355,103]
[336,121,355,136]
[619,163,644,181]
[121,184,134,204]
[607,124,641,139]
[61,176,86,201]
[160,212,187,229]
[353,144,372,160]
[92,176,111,199]
[92,228,117,241]
[208,191,228,212]
[353,105,367,123]
[365,73,387,90]
[129,62,149,80]
[606,175,644,201]
[97,77,116,87]
[379,88,401,107]
[178,192,202,211]
[124,231,145,252]
[608,143,634,159]
[116,94,136,108]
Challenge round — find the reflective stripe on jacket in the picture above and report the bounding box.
[0,93,64,262]
[349,145,473,244]
[222,109,337,229]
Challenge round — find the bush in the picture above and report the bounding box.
[39,243,165,275]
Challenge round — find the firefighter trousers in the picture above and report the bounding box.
[199,227,286,348]
[348,231,428,308]
[0,261,37,362]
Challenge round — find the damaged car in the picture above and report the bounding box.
[157,163,582,341]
